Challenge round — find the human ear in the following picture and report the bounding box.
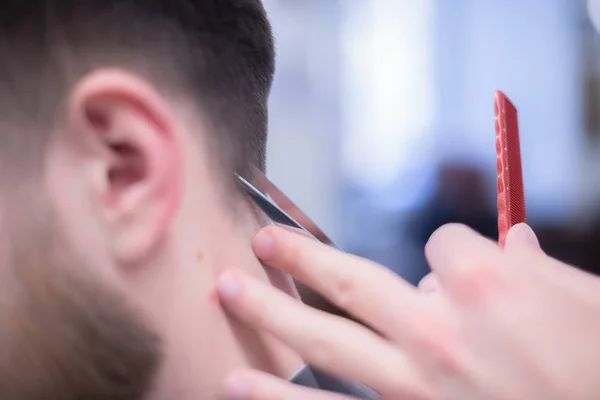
[67,69,183,265]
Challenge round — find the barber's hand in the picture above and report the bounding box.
[217,223,600,400]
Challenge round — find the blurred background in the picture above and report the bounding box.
[263,0,600,285]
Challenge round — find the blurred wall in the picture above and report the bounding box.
[263,0,600,278]
[434,0,584,224]
[265,0,344,242]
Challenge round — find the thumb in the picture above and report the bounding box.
[504,223,541,252]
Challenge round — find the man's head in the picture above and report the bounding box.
[0,1,294,399]
[0,0,274,178]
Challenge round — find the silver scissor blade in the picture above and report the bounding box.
[235,173,316,237]
[247,167,339,249]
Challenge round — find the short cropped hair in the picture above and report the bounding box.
[0,0,275,179]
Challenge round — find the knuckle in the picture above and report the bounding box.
[428,341,463,377]
[460,260,492,287]
[306,332,338,371]
[456,259,508,303]
[328,269,357,310]
[427,223,470,247]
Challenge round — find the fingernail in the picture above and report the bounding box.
[253,229,275,260]
[217,273,240,301]
[224,376,248,400]
[507,223,540,249]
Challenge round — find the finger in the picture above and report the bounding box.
[503,223,541,253]
[425,224,506,304]
[275,223,315,239]
[418,273,440,293]
[252,226,422,342]
[222,370,356,400]
[501,223,545,279]
[217,271,429,398]
[502,225,600,294]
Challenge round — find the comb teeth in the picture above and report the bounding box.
[495,91,526,247]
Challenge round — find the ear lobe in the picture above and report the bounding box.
[70,69,183,265]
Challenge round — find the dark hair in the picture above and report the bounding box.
[0,0,275,177]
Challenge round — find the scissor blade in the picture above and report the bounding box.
[235,174,319,240]
[248,167,339,249]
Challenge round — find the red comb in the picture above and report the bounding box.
[495,91,526,247]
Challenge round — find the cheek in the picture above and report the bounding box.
[0,269,161,400]
[45,151,113,277]
[0,211,20,281]
[0,225,11,271]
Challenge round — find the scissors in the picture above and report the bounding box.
[235,167,339,249]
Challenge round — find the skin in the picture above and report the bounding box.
[1,68,302,399]
[217,223,600,400]
[9,58,594,400]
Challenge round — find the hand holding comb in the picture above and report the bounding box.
[495,91,527,247]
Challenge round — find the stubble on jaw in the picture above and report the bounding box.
[0,199,163,400]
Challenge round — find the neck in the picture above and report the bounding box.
[144,204,303,399]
